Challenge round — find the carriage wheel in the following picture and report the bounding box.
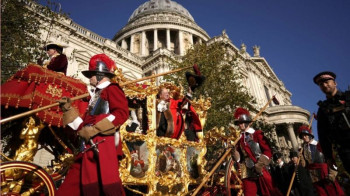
[1,161,56,196]
[224,157,243,196]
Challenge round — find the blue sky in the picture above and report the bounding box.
[53,0,350,139]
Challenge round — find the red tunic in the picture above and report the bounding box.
[238,130,282,196]
[301,142,344,196]
[169,98,202,140]
[57,83,129,196]
[47,54,68,75]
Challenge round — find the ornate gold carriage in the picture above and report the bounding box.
[120,81,212,195]
[1,67,243,196]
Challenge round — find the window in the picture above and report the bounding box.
[264,85,272,107]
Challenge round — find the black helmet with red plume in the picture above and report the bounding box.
[82,54,117,79]
[234,107,252,125]
[297,125,314,139]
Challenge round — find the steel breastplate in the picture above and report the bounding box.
[309,144,325,163]
[247,136,262,159]
[89,97,110,115]
[241,134,262,169]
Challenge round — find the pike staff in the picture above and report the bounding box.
[286,113,315,196]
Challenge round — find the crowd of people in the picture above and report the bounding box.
[231,105,347,196]
[40,43,349,195]
[267,71,349,196]
[269,125,345,196]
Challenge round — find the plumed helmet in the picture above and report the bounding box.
[273,152,282,161]
[234,107,252,125]
[297,125,314,139]
[186,64,205,91]
[82,54,117,79]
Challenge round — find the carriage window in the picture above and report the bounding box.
[126,98,148,135]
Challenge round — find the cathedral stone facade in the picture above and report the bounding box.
[39,0,309,160]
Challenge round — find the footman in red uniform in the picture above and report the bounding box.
[57,54,129,196]
[232,108,282,196]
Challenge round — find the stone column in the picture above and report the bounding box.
[130,34,134,53]
[189,33,193,46]
[272,127,280,149]
[178,30,184,55]
[154,29,158,51]
[166,29,171,50]
[250,72,259,102]
[287,123,298,150]
[141,31,146,56]
[121,39,127,50]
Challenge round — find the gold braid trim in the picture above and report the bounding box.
[0,152,13,161]
[124,185,147,195]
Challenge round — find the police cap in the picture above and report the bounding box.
[313,71,336,85]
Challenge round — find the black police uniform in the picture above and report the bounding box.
[317,90,350,173]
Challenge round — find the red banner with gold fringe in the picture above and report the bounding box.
[1,64,88,127]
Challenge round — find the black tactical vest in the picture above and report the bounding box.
[318,90,350,144]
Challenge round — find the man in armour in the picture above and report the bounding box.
[57,54,129,196]
[232,107,282,196]
[298,125,344,196]
[314,71,350,174]
[43,43,68,75]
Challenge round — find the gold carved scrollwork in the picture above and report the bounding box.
[45,84,63,97]
[1,116,74,195]
[204,126,240,146]
[191,96,212,132]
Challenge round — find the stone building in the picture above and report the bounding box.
[37,0,308,162]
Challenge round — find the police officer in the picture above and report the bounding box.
[314,71,350,174]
